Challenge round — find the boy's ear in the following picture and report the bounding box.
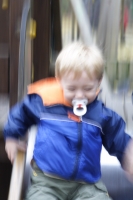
[99,77,103,85]
[96,88,100,96]
[96,78,102,95]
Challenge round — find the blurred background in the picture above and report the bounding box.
[0,0,133,199]
[58,0,133,92]
[0,0,133,106]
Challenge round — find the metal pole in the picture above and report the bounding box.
[70,0,92,45]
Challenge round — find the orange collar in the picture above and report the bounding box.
[28,78,71,107]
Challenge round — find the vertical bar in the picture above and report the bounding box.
[70,0,92,45]
[33,0,50,81]
[9,0,24,106]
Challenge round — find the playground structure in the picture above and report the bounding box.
[0,0,133,199]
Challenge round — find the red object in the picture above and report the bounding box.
[124,6,129,31]
[78,104,82,108]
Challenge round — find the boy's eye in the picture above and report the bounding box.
[67,88,76,91]
[84,88,92,91]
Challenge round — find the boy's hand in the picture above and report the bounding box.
[122,139,133,182]
[5,138,27,163]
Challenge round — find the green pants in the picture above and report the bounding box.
[25,163,112,200]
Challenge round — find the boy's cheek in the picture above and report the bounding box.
[64,91,74,99]
[63,92,72,102]
[65,95,73,103]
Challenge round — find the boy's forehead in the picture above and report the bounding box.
[61,71,97,81]
[60,71,99,87]
[65,81,95,87]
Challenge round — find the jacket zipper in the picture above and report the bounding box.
[71,120,82,179]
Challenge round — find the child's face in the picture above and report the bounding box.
[60,71,101,105]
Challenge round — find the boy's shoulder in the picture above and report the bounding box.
[87,99,117,121]
[28,78,70,107]
[28,78,57,94]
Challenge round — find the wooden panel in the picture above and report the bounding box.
[0,43,8,59]
[51,0,62,53]
[0,0,9,43]
[0,138,12,200]
[50,0,62,76]
[0,59,8,93]
[0,162,12,200]
[0,0,9,94]
[33,0,51,81]
[9,0,24,107]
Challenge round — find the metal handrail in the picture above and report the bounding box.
[8,1,31,200]
[18,0,31,102]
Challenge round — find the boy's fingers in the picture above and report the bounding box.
[6,151,15,163]
[10,154,15,164]
[5,145,17,163]
[122,139,133,175]
[17,141,27,151]
[5,139,27,163]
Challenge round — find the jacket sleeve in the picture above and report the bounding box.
[102,106,131,164]
[3,94,43,139]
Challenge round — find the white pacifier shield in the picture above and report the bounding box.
[72,99,88,117]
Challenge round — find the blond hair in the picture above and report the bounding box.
[55,42,104,80]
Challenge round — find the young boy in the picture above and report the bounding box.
[4,42,133,200]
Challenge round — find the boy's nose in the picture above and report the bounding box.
[75,90,84,99]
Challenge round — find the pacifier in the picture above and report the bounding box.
[72,99,88,116]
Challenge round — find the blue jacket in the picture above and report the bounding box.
[4,78,131,183]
